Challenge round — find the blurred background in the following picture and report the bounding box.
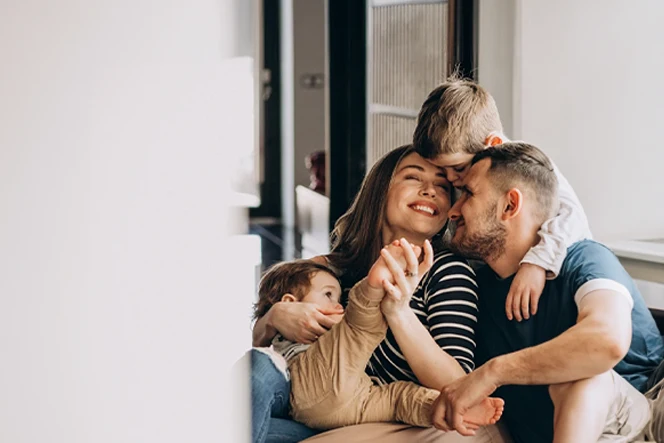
[249,0,664,312]
[1,1,663,442]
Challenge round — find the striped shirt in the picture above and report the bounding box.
[366,250,479,385]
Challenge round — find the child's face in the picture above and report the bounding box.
[429,152,475,187]
[300,271,344,312]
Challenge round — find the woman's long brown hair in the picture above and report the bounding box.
[327,145,427,289]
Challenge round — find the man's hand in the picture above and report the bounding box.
[431,365,500,436]
[270,301,344,344]
[505,263,546,321]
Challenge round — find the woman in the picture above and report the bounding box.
[251,145,507,443]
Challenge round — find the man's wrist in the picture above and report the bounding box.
[483,356,508,388]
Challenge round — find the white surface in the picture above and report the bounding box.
[637,280,664,311]
[477,0,664,241]
[606,240,664,265]
[0,1,253,442]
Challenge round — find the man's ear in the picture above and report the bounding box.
[501,188,523,220]
[484,131,507,147]
[281,293,297,303]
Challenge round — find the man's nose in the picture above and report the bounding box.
[448,199,462,220]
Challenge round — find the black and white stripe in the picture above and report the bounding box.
[367,250,479,385]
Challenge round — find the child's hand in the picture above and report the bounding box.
[367,240,412,288]
[380,239,433,318]
[505,263,546,321]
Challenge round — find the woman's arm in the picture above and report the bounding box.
[521,163,592,278]
[384,253,477,390]
[252,302,342,347]
[252,255,343,347]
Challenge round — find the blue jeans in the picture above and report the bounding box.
[251,349,319,443]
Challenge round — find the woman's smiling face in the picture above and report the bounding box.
[383,152,452,243]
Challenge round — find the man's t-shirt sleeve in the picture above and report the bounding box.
[562,241,634,310]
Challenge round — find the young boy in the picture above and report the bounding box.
[253,246,504,431]
[412,74,593,321]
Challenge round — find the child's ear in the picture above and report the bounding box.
[484,131,507,147]
[281,293,297,303]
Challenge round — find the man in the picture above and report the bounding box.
[431,142,664,442]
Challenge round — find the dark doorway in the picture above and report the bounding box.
[250,0,282,219]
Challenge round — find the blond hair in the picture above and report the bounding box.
[413,74,503,157]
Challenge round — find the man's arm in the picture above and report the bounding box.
[486,288,632,386]
[432,288,633,435]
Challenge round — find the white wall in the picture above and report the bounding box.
[477,0,516,137]
[478,0,664,241]
[0,1,253,441]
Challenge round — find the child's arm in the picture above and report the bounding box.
[522,163,592,275]
[506,163,593,321]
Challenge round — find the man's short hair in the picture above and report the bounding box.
[413,74,503,158]
[472,142,559,223]
[253,260,337,319]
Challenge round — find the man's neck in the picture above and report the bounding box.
[486,229,541,279]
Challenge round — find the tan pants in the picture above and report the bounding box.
[288,279,439,430]
[302,422,512,443]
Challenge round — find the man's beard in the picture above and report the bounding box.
[449,203,507,262]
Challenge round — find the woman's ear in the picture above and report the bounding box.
[280,293,297,303]
[484,131,508,147]
[502,188,523,220]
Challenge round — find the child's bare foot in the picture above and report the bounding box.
[462,397,504,426]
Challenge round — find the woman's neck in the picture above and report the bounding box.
[382,226,428,247]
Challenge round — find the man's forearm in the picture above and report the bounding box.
[252,310,277,347]
[486,319,625,387]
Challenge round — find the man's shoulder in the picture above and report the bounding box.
[561,240,620,273]
[557,239,633,294]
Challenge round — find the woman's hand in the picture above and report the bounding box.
[505,263,546,321]
[380,239,433,319]
[270,301,344,344]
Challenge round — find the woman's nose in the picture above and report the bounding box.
[420,182,436,197]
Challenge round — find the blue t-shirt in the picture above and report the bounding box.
[475,240,664,443]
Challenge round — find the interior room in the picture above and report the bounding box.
[2,0,663,442]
